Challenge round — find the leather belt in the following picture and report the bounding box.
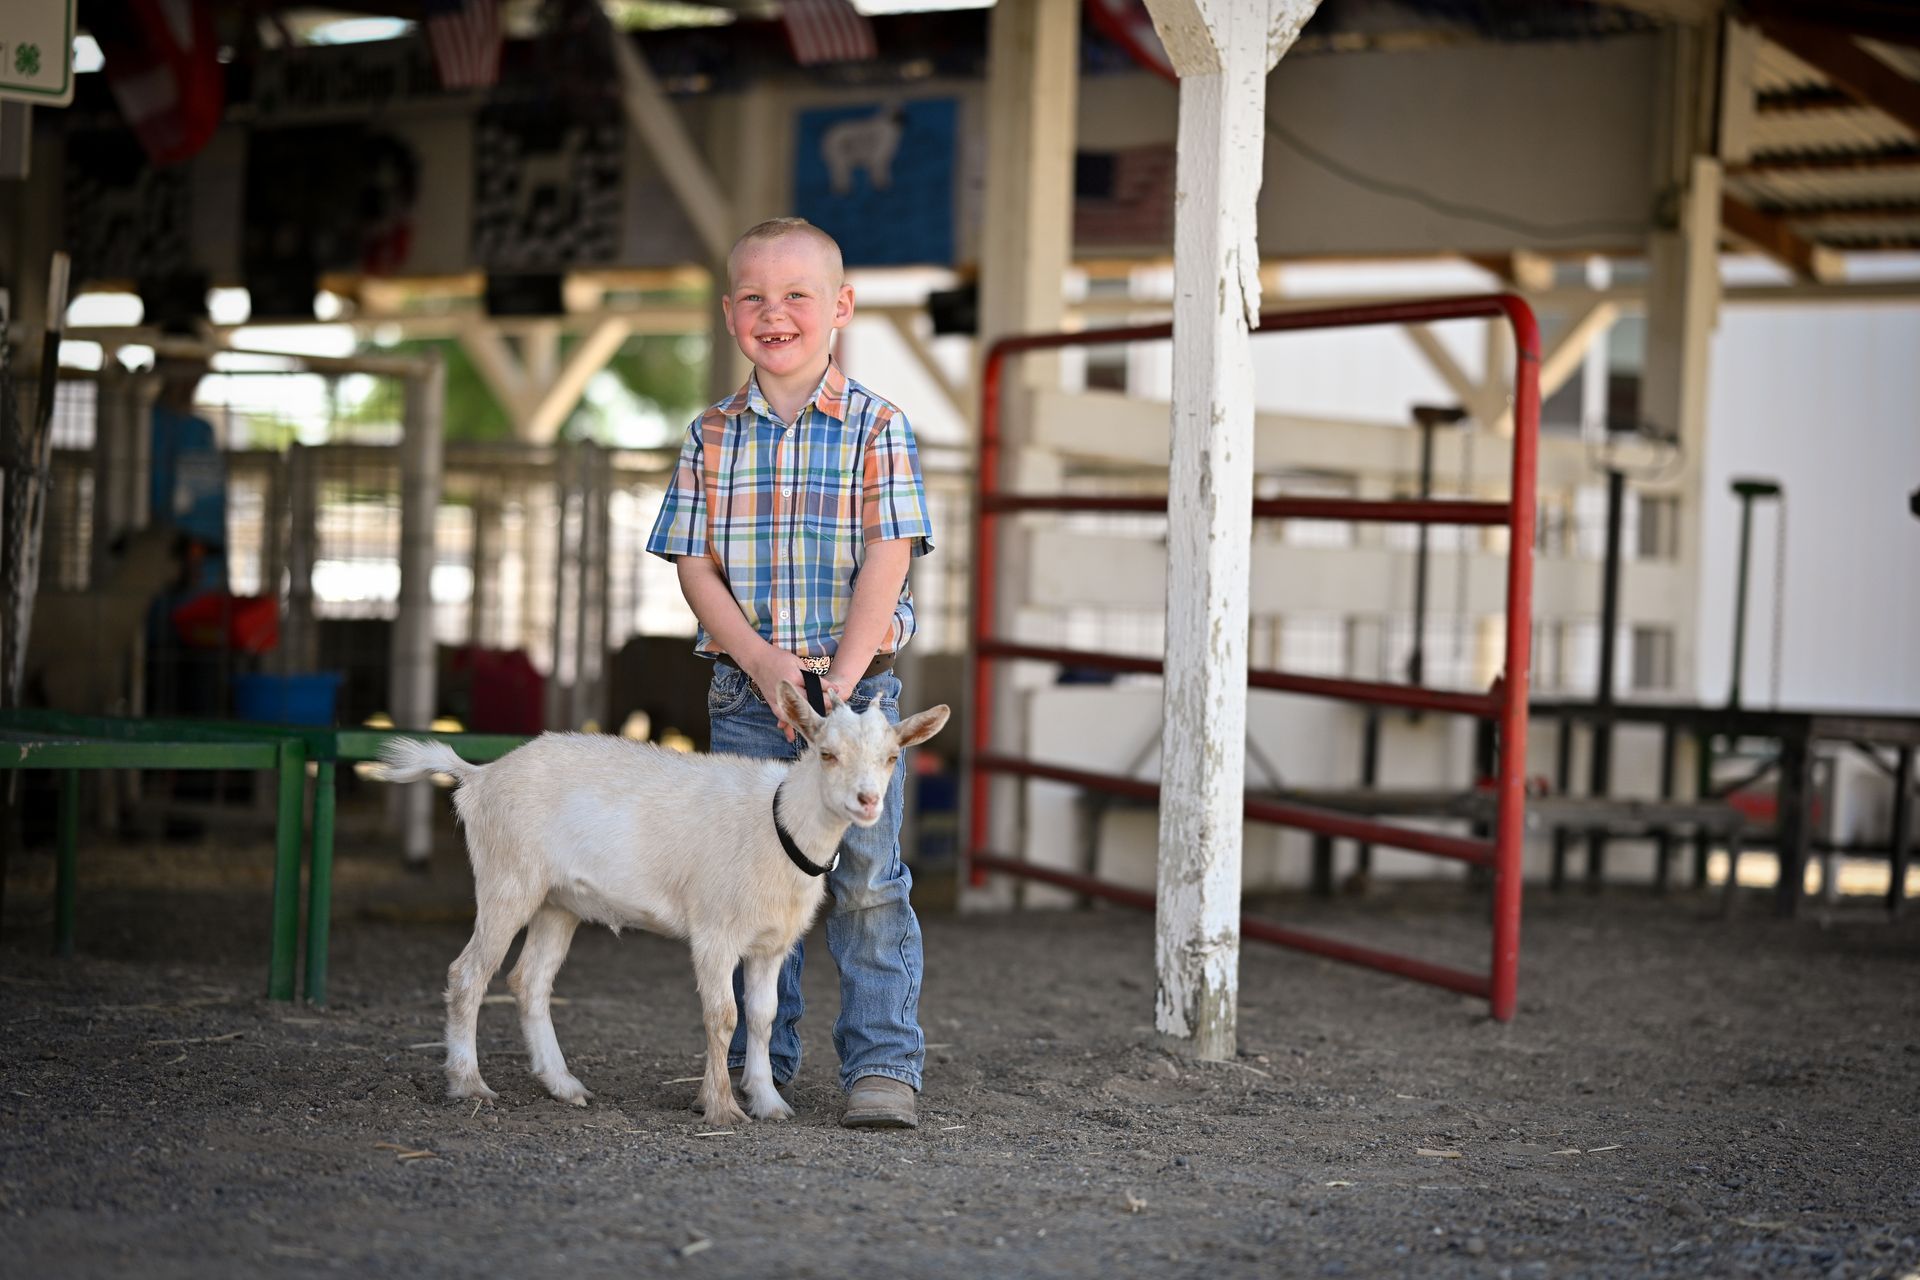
[714,651,896,682]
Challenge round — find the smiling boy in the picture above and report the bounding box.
[646,218,935,1128]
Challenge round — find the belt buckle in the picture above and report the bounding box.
[798,655,833,675]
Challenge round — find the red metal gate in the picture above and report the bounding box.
[966,294,1540,1021]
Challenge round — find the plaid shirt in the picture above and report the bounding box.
[646,357,934,658]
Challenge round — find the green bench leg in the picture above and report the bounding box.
[303,762,336,1006]
[54,770,77,958]
[268,742,307,1001]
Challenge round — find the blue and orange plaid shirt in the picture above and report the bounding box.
[646,357,934,659]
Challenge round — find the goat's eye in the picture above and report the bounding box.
[819,751,837,763]
[888,754,899,767]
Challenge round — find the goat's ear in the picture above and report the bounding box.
[894,704,950,748]
[775,680,825,737]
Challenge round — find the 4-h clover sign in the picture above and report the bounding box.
[0,1,75,107]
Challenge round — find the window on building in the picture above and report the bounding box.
[1630,625,1675,692]
[1636,494,1680,561]
[1541,363,1584,436]
[1084,351,1128,392]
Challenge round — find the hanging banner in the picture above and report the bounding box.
[471,103,624,270]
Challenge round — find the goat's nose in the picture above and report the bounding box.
[857,791,879,809]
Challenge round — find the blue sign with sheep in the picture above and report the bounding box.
[793,98,957,267]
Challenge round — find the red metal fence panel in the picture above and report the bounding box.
[966,293,1540,1021]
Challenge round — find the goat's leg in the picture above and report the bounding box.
[739,949,794,1121]
[508,905,589,1106]
[691,941,750,1127]
[443,904,528,1102]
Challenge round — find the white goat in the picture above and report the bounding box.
[378,681,949,1127]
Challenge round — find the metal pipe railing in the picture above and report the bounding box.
[967,293,1540,1021]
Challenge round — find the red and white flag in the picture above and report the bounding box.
[92,0,225,166]
[780,0,877,67]
[422,0,504,91]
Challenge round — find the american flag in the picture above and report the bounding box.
[422,0,504,91]
[780,0,877,67]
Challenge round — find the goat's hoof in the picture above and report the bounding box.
[697,1095,750,1128]
[544,1076,592,1107]
[748,1097,795,1122]
[448,1080,499,1104]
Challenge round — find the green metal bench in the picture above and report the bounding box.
[0,709,526,1004]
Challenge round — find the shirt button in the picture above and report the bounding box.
[782,487,791,496]
[780,610,789,620]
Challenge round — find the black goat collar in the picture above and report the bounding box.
[773,783,839,877]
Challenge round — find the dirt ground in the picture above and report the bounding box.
[2,822,1918,1280]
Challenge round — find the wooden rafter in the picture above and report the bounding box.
[1721,192,1844,280]
[1463,251,1555,290]
[1745,1,1920,53]
[1726,148,1920,175]
[1758,200,1920,223]
[1756,17,1920,136]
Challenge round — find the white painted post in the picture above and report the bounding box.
[393,356,446,866]
[1641,26,1724,703]
[1144,0,1318,1061]
[974,0,1080,889]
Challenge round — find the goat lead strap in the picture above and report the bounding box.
[801,668,828,716]
[772,783,838,877]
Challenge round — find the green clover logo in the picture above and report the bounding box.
[14,43,40,78]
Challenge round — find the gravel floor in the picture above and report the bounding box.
[3,831,1918,1279]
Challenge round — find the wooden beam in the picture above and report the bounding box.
[1718,18,1763,164]
[883,311,965,422]
[1401,324,1475,404]
[523,322,561,392]
[1464,250,1555,291]
[602,13,733,262]
[1726,148,1920,176]
[1721,192,1845,281]
[1766,200,1920,224]
[1756,17,1920,136]
[1746,0,1920,53]
[458,322,538,430]
[1143,0,1320,1065]
[523,318,634,443]
[1538,302,1621,404]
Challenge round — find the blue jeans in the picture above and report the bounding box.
[707,662,925,1093]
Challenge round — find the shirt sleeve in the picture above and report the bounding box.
[862,406,935,557]
[646,418,708,562]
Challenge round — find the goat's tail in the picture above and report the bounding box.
[377,738,485,786]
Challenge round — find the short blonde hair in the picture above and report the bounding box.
[727,217,845,289]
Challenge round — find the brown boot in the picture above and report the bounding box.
[841,1075,917,1130]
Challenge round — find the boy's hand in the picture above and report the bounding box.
[823,671,858,706]
[746,649,808,741]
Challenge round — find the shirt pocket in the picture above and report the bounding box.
[799,464,859,553]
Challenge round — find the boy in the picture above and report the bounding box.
[646,217,935,1129]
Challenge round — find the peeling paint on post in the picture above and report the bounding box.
[1144,0,1318,1062]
